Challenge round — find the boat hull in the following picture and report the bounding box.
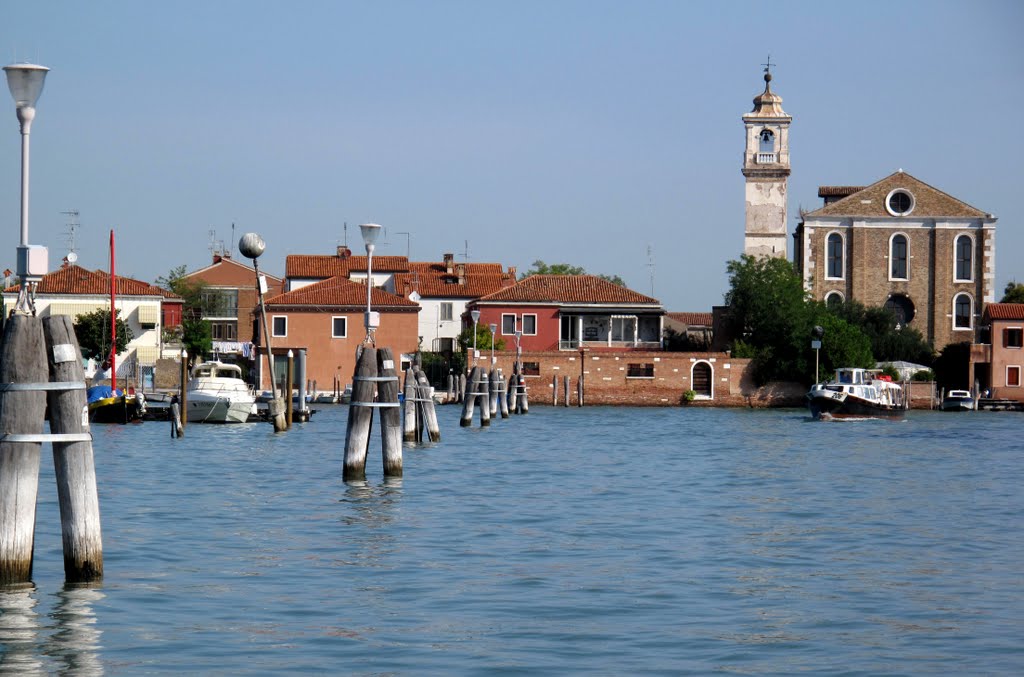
[940,399,975,412]
[808,392,905,420]
[89,395,144,424]
[186,394,255,424]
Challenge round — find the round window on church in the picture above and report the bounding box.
[886,189,915,216]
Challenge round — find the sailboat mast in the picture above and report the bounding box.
[110,229,117,393]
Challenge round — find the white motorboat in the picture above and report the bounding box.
[186,361,257,423]
[940,389,975,412]
[807,367,906,420]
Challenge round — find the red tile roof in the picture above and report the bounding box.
[476,275,661,306]
[394,265,514,299]
[285,254,410,279]
[984,303,1024,321]
[265,275,419,309]
[666,312,713,326]
[4,265,180,299]
[818,186,865,198]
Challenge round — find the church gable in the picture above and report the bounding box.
[805,171,988,219]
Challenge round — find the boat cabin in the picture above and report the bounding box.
[191,361,245,379]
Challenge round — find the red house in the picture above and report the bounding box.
[465,275,664,354]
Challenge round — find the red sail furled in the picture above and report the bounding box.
[110,229,117,393]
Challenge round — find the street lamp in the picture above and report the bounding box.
[4,62,49,313]
[811,325,824,383]
[471,309,481,365]
[360,223,382,344]
[240,232,286,432]
[489,323,497,365]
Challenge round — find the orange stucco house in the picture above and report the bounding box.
[256,275,420,394]
[972,303,1024,401]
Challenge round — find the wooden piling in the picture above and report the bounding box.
[446,373,454,404]
[552,375,558,405]
[179,352,188,435]
[285,351,294,429]
[497,369,510,419]
[460,366,478,427]
[170,402,182,438]
[377,348,402,477]
[577,374,584,407]
[343,347,377,481]
[42,316,103,583]
[478,368,491,427]
[518,374,530,414]
[507,369,518,413]
[564,375,570,407]
[0,315,48,584]
[458,372,466,404]
[489,369,499,417]
[403,367,418,442]
[415,370,441,441]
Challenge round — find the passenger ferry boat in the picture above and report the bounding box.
[807,367,906,420]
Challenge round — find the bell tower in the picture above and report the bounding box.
[742,60,792,258]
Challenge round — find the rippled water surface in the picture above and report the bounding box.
[2,405,1023,674]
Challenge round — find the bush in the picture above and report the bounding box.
[911,369,935,382]
[682,389,696,404]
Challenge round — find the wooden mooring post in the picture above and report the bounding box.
[516,373,529,414]
[478,368,490,427]
[563,375,570,407]
[497,369,510,419]
[460,367,479,427]
[179,349,188,435]
[552,374,559,406]
[343,346,402,481]
[577,374,585,407]
[403,367,418,442]
[377,348,402,477]
[489,368,499,418]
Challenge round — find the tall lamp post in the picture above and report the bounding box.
[239,232,286,432]
[471,309,481,365]
[4,62,49,314]
[811,325,824,383]
[489,323,497,365]
[360,223,382,344]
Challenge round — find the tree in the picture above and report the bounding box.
[827,300,934,365]
[457,324,506,354]
[156,265,212,361]
[932,341,972,391]
[74,309,134,362]
[521,260,626,286]
[1001,281,1024,304]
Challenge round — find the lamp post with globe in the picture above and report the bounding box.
[239,232,286,432]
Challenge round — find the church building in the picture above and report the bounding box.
[793,171,997,351]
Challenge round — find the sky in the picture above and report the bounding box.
[0,0,1021,311]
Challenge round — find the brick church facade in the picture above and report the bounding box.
[793,171,997,351]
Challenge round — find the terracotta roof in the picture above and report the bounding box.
[265,275,419,309]
[394,267,514,299]
[407,261,505,275]
[666,312,713,326]
[285,254,410,279]
[984,303,1024,321]
[4,265,180,299]
[803,171,989,219]
[475,275,661,306]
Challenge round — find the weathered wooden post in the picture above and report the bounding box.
[377,348,402,477]
[0,315,48,584]
[415,369,441,441]
[179,349,188,435]
[446,372,454,404]
[460,366,479,427]
[518,373,530,414]
[478,368,491,427]
[285,349,294,429]
[170,400,182,438]
[295,349,308,422]
[497,369,510,419]
[403,367,418,442]
[552,375,559,405]
[564,375,570,407]
[43,316,103,583]
[458,371,466,404]
[577,374,584,407]
[489,368,499,417]
[343,346,377,481]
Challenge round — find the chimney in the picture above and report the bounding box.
[443,252,454,274]
[337,246,352,259]
[213,254,222,264]
[456,263,466,285]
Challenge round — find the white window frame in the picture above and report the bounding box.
[440,302,453,321]
[953,233,974,283]
[272,315,288,338]
[888,232,910,281]
[825,231,845,280]
[501,313,517,335]
[690,360,714,400]
[331,315,347,339]
[1005,326,1023,349]
[885,188,915,217]
[952,293,973,331]
[1007,365,1021,388]
[522,314,537,336]
[824,290,845,306]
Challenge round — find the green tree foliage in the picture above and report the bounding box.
[932,341,972,391]
[156,265,212,361]
[457,324,506,354]
[814,312,874,380]
[826,300,934,365]
[73,309,134,362]
[1001,281,1024,303]
[521,260,626,286]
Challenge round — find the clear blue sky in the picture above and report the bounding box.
[1,0,1021,310]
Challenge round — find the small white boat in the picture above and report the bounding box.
[941,389,975,412]
[807,367,906,420]
[186,361,257,423]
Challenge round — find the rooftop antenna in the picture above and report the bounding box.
[343,222,348,247]
[460,240,470,261]
[208,228,217,257]
[396,231,411,259]
[61,209,81,260]
[231,222,236,258]
[646,244,655,295]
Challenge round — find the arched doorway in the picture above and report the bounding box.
[691,362,713,399]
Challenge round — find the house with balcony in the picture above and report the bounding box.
[2,264,182,387]
[465,275,664,353]
[970,303,1024,402]
[182,253,284,358]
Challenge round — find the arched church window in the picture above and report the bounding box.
[759,129,775,153]
[890,234,909,280]
[954,293,973,329]
[825,291,844,308]
[955,235,973,282]
[826,233,843,278]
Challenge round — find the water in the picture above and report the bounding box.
[2,405,1023,675]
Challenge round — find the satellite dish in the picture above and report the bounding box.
[66,252,78,264]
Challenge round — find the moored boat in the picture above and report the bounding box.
[940,389,975,412]
[807,367,906,420]
[88,385,145,424]
[186,361,257,423]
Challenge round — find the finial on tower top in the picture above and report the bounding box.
[762,55,775,86]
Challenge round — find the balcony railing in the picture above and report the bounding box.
[559,339,662,351]
[756,152,777,164]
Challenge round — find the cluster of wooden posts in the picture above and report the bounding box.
[551,374,585,407]
[456,363,529,427]
[1,315,102,586]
